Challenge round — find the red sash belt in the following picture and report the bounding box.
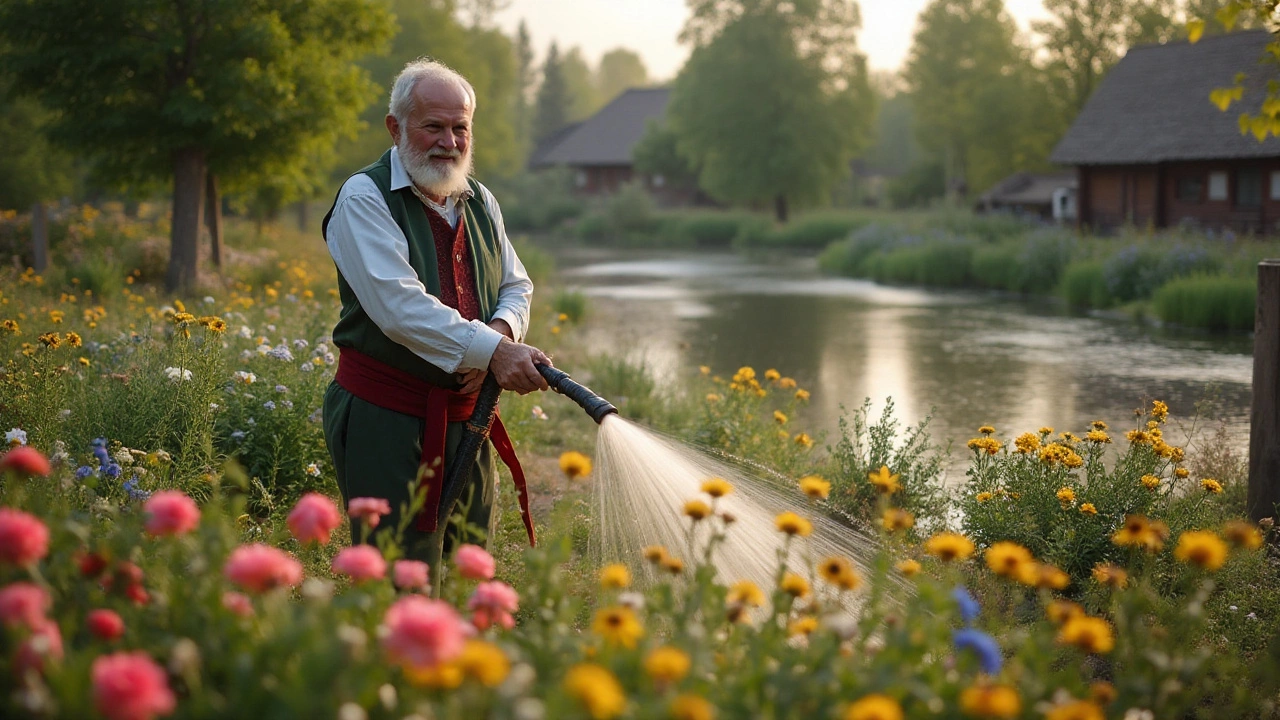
[334,347,535,545]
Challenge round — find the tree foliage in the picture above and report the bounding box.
[632,120,698,191]
[596,48,649,106]
[560,46,599,121]
[0,85,75,211]
[533,42,572,143]
[669,0,874,221]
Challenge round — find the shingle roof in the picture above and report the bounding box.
[1050,30,1280,165]
[529,87,670,168]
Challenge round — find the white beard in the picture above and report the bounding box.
[398,131,474,199]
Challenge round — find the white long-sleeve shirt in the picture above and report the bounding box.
[324,146,533,373]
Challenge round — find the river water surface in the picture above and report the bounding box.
[557,248,1254,481]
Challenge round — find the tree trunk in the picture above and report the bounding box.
[30,202,48,273]
[166,148,206,292]
[205,173,223,269]
[295,200,309,233]
[774,194,789,223]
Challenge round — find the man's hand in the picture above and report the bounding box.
[489,337,552,394]
[456,319,520,394]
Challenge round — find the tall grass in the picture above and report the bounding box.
[1153,275,1256,331]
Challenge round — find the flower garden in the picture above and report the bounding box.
[2,207,1280,719]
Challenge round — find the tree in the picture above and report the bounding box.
[904,0,1054,200]
[513,21,537,159]
[534,43,572,142]
[669,0,874,222]
[596,49,649,106]
[0,80,76,272]
[0,0,392,291]
[632,120,698,190]
[560,47,600,121]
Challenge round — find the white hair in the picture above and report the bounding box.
[388,59,477,122]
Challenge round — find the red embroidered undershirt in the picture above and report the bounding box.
[424,206,480,322]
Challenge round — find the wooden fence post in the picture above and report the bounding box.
[1249,259,1280,522]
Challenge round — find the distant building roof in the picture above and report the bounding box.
[978,171,1076,207]
[1051,30,1280,165]
[529,87,670,168]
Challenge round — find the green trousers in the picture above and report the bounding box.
[322,381,495,587]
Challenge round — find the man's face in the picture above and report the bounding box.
[390,77,475,199]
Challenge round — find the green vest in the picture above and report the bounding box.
[322,149,503,388]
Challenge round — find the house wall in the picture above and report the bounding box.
[1080,159,1280,233]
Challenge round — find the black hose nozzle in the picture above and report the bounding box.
[536,364,618,424]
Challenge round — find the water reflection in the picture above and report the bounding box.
[559,249,1253,481]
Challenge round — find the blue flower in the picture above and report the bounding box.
[230,430,247,442]
[953,628,1003,674]
[123,475,151,502]
[953,586,980,624]
[263,401,276,411]
[75,465,95,480]
[103,462,121,479]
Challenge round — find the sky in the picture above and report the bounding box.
[495,0,1054,82]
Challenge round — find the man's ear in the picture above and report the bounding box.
[385,114,400,144]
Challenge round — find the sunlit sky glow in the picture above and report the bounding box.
[495,0,1053,82]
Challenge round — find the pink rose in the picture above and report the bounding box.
[467,580,520,631]
[142,491,200,537]
[381,596,466,669]
[223,544,303,593]
[347,497,392,528]
[0,446,51,477]
[0,507,49,566]
[15,618,63,675]
[0,582,50,629]
[454,544,495,580]
[92,651,177,720]
[221,591,254,617]
[393,560,430,590]
[287,493,342,544]
[87,609,125,641]
[331,545,387,583]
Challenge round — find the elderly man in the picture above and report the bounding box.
[321,59,550,574]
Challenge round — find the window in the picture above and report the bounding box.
[1237,168,1262,208]
[1208,171,1229,201]
[1175,176,1204,202]
[1271,171,1280,200]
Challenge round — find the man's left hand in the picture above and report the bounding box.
[457,319,518,394]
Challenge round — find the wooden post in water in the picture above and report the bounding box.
[1249,259,1280,522]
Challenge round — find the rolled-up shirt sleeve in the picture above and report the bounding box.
[325,175,504,373]
[478,183,534,343]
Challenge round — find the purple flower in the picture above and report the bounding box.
[75,465,95,480]
[954,628,1002,674]
[953,586,980,624]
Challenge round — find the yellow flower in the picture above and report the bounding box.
[1047,599,1085,625]
[200,316,228,333]
[817,556,862,590]
[1201,478,1223,494]
[959,683,1021,718]
[780,572,810,598]
[726,580,766,607]
[0,319,19,334]
[895,559,922,577]
[966,437,1003,455]
[1035,564,1071,590]
[559,451,592,480]
[404,662,463,689]
[1085,430,1110,444]
[550,325,561,335]
[705,393,722,403]
[591,606,644,648]
[563,664,626,720]
[775,511,813,537]
[793,432,813,448]
[38,331,60,348]
[558,312,569,322]
[779,376,797,389]
[78,357,90,367]
[1126,429,1150,444]
[978,425,996,435]
[1063,451,1084,468]
[644,646,690,683]
[881,508,914,533]
[1151,400,1169,423]
[699,365,711,375]
[1090,420,1108,431]
[661,556,685,575]
[1056,487,1076,504]
[684,499,712,521]
[1038,426,1054,435]
[984,542,1034,580]
[764,368,781,382]
[1111,514,1169,552]
[788,616,819,636]
[670,694,715,720]
[923,532,975,562]
[63,331,82,347]
[1058,616,1114,654]
[457,640,510,687]
[1141,474,1161,490]
[798,475,831,499]
[1013,432,1041,454]
[701,477,733,498]
[868,465,901,494]
[1174,467,1189,479]
[794,388,810,401]
[1079,503,1098,515]
[843,694,903,720]
[1045,700,1105,720]
[1173,530,1229,571]
[599,564,631,590]
[1091,563,1127,589]
[975,491,994,503]
[642,545,667,564]
[1224,519,1264,550]
[1089,680,1116,705]
[773,410,788,425]
[49,310,64,324]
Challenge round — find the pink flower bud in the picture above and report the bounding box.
[454,544,495,580]
[0,582,50,629]
[142,490,200,537]
[91,651,176,720]
[223,544,303,594]
[87,609,125,641]
[0,507,49,566]
[381,596,466,669]
[286,493,342,545]
[0,446,51,477]
[347,497,392,528]
[393,560,430,591]
[331,545,387,583]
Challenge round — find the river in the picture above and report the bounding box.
[557,248,1254,481]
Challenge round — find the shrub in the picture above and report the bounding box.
[969,243,1022,291]
[552,289,588,324]
[736,211,872,250]
[1060,261,1112,309]
[664,210,762,247]
[1153,275,1256,331]
[1016,228,1077,293]
[817,224,911,276]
